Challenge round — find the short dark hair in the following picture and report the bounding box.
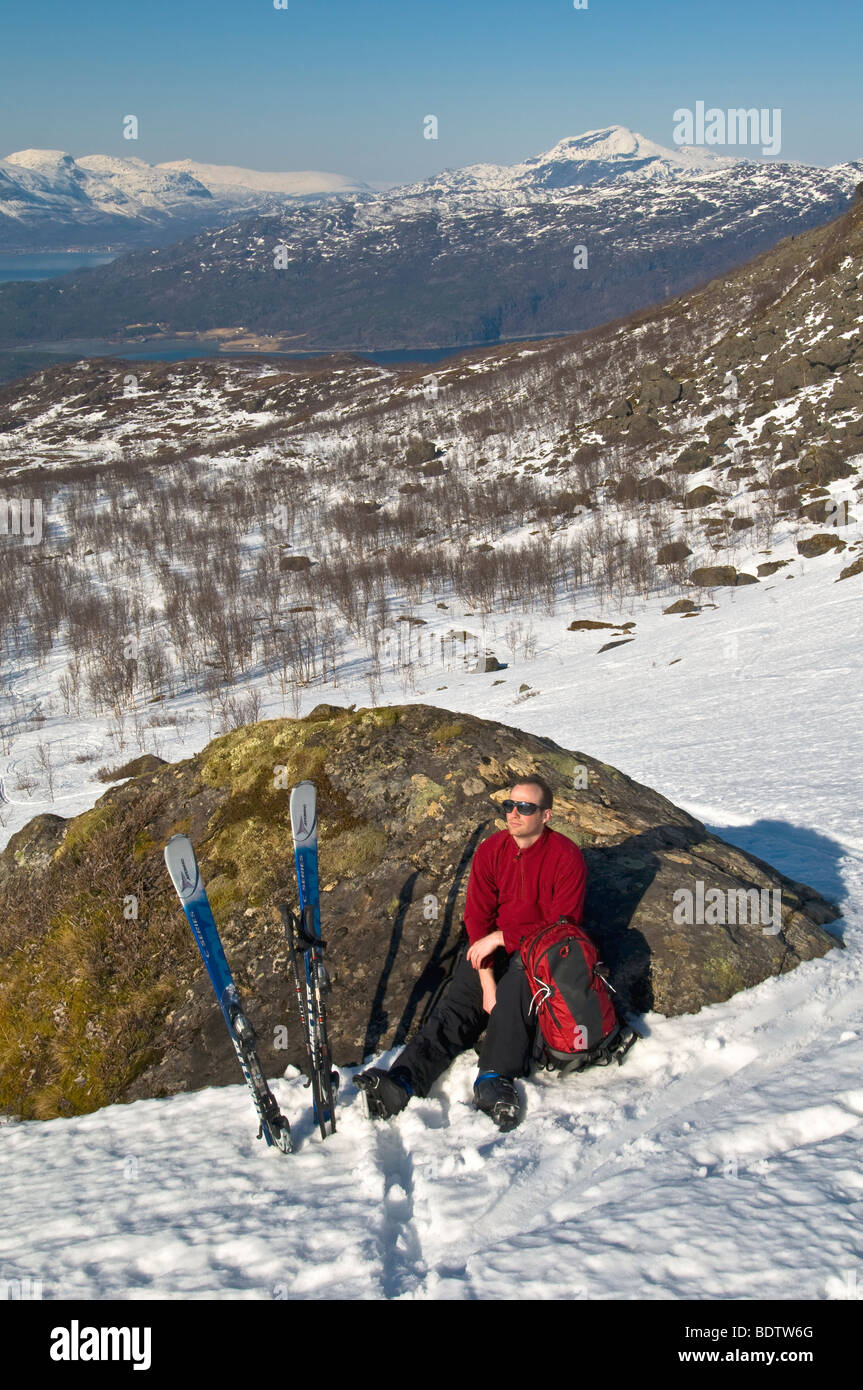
[510,774,554,810]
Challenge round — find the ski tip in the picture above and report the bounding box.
[164,834,200,900]
[164,832,194,856]
[289,781,318,843]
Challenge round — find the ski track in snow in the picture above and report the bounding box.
[373,1122,426,1298]
[2,551,863,1298]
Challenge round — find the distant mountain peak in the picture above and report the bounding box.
[403,125,736,201]
[525,125,736,177]
[5,148,78,169]
[537,126,650,160]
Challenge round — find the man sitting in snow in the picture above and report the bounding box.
[356,775,588,1131]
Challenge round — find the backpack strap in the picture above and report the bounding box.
[553,1021,640,1077]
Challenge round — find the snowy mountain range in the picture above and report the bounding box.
[399,126,732,197]
[0,147,378,251]
[0,127,860,351]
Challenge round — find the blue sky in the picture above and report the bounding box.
[1,0,860,179]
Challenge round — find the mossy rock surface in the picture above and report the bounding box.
[0,706,842,1120]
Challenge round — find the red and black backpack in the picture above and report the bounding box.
[520,916,637,1075]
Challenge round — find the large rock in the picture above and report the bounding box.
[278,554,314,572]
[637,476,671,501]
[773,358,809,398]
[0,706,840,1121]
[674,441,713,474]
[657,540,693,565]
[797,444,855,486]
[689,565,739,588]
[99,753,167,782]
[806,338,857,370]
[640,365,683,407]
[837,554,863,581]
[626,413,662,443]
[797,533,847,558]
[0,814,68,886]
[826,378,863,413]
[663,599,700,614]
[684,485,720,509]
[568,619,618,631]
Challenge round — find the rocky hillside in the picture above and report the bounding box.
[1,188,861,685]
[0,706,839,1122]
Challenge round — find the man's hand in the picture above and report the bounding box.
[481,979,498,1014]
[466,930,505,969]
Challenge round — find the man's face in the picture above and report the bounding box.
[505,783,551,840]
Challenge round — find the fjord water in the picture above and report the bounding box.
[0,253,117,282]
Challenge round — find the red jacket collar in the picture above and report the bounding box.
[507,824,551,856]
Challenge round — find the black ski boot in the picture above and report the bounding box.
[474,1072,521,1132]
[355,1068,411,1120]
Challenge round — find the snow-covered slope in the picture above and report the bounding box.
[2,555,862,1301]
[0,148,212,223]
[157,158,378,199]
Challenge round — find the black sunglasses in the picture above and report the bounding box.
[502,799,544,815]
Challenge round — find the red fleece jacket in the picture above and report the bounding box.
[463,825,587,954]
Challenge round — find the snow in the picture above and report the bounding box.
[4,149,78,169]
[528,125,733,172]
[157,160,372,198]
[403,126,739,202]
[2,537,863,1300]
[0,150,214,227]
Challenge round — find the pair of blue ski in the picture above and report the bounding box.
[164,780,336,1154]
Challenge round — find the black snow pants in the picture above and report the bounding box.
[390,947,536,1096]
